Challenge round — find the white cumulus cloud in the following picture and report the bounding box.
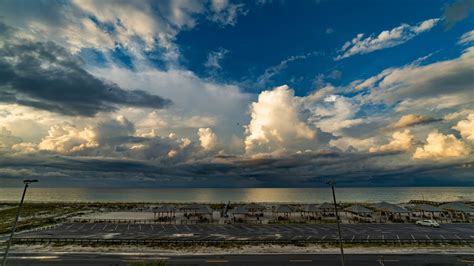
[370,129,414,153]
[453,113,474,143]
[413,131,470,159]
[244,85,315,153]
[198,127,218,150]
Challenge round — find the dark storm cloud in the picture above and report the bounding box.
[443,0,474,29]
[0,22,172,116]
[1,151,473,187]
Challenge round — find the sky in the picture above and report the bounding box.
[0,0,474,188]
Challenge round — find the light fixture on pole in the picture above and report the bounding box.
[2,179,38,266]
[326,180,346,266]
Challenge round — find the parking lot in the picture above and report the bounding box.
[14,223,474,244]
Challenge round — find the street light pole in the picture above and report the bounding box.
[2,179,37,266]
[327,180,346,266]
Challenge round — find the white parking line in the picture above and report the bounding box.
[102,224,107,230]
[397,234,400,243]
[321,235,327,240]
[351,235,355,242]
[151,225,154,231]
[127,224,130,231]
[440,234,446,239]
[425,234,431,240]
[91,224,96,230]
[139,224,142,231]
[114,224,118,231]
[411,234,416,241]
[455,235,462,240]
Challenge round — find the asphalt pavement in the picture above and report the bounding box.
[14,223,474,244]
[4,253,474,265]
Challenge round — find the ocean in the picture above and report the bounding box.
[0,187,472,204]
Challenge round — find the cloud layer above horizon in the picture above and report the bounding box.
[0,0,473,187]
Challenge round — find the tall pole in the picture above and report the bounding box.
[328,181,346,266]
[2,180,37,266]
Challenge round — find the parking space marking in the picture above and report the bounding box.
[16,223,474,243]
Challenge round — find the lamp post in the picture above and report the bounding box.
[326,180,346,266]
[2,179,37,266]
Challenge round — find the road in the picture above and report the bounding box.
[14,223,474,244]
[4,253,474,265]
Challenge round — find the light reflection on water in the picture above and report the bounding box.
[0,187,472,204]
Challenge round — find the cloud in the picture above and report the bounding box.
[204,47,229,70]
[329,137,375,152]
[91,65,253,144]
[444,109,474,121]
[458,30,474,45]
[244,85,315,153]
[71,0,206,53]
[453,113,474,143]
[38,124,98,153]
[394,94,469,112]
[208,0,247,27]
[370,129,414,153]
[336,18,439,60]
[2,148,472,187]
[0,1,201,58]
[256,52,320,88]
[37,116,136,153]
[325,28,334,34]
[357,46,474,106]
[306,95,363,136]
[0,0,246,63]
[0,26,171,116]
[0,127,22,148]
[198,127,218,150]
[413,131,470,159]
[443,0,474,29]
[390,114,439,129]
